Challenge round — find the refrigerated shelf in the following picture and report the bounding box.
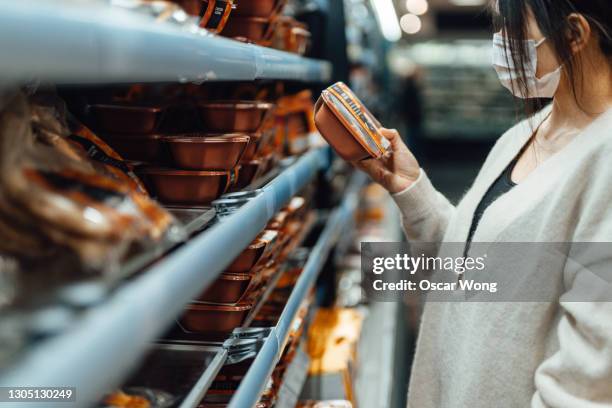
[227,171,367,408]
[0,1,332,84]
[242,212,318,329]
[0,148,330,408]
[158,211,318,406]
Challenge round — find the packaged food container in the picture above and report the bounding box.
[272,17,311,55]
[198,101,273,133]
[231,165,241,186]
[163,103,201,133]
[277,247,308,288]
[284,196,306,221]
[221,16,273,43]
[285,112,310,155]
[260,151,278,174]
[257,262,279,286]
[196,273,253,304]
[280,219,304,257]
[200,0,234,33]
[267,210,288,231]
[102,133,166,163]
[286,111,310,136]
[226,230,278,273]
[314,82,389,162]
[241,132,262,161]
[89,103,165,134]
[181,303,252,333]
[137,168,234,205]
[163,134,249,170]
[290,25,311,55]
[234,159,264,189]
[257,128,276,155]
[232,0,285,17]
[200,81,278,103]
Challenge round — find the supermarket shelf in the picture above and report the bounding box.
[227,171,367,408]
[157,211,317,345]
[167,207,216,236]
[168,211,317,405]
[179,349,229,408]
[0,1,332,84]
[275,342,311,408]
[0,148,330,408]
[242,211,318,328]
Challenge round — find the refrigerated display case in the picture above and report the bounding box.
[0,2,374,408]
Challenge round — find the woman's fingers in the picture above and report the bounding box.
[380,128,404,151]
[354,158,380,173]
[355,159,381,178]
[356,158,394,185]
[356,130,419,192]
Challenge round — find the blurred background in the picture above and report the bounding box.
[304,1,520,405]
[323,0,519,202]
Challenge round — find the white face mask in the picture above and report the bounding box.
[492,33,562,99]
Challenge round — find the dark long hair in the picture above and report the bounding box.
[491,0,611,112]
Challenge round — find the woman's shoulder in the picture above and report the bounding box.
[573,107,612,168]
[564,108,612,240]
[489,105,612,160]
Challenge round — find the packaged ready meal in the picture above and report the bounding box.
[314,82,389,162]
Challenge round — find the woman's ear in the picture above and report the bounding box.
[566,13,591,54]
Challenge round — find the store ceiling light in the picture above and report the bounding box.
[405,0,428,15]
[370,0,402,42]
[449,0,487,5]
[400,13,422,34]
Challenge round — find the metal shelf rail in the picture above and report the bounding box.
[227,171,368,408]
[0,148,330,408]
[0,1,332,84]
[179,348,229,408]
[172,211,317,408]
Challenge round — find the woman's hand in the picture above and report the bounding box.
[355,128,421,194]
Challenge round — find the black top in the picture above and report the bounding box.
[466,160,517,245]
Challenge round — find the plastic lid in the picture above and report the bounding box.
[321,82,389,157]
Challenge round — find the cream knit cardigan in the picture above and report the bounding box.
[391,106,612,408]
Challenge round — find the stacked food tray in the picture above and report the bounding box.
[173,0,311,54]
[180,197,310,339]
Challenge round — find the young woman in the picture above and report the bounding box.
[357,0,611,406]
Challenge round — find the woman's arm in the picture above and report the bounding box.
[532,263,612,407]
[355,129,455,246]
[391,170,455,244]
